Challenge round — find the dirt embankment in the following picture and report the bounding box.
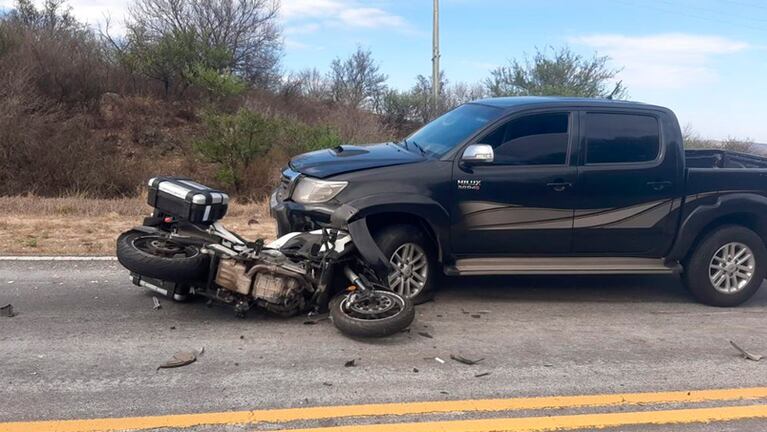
[0,196,276,256]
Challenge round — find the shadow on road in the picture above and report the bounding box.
[434,274,767,307]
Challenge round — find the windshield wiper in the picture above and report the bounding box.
[403,139,426,156]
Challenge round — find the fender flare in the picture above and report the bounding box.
[331,193,451,262]
[668,193,767,260]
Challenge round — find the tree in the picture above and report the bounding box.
[122,0,281,87]
[10,0,80,34]
[409,72,448,123]
[445,81,486,109]
[683,124,757,154]
[328,46,387,109]
[379,89,416,133]
[288,67,330,100]
[193,109,279,193]
[721,137,756,154]
[119,28,202,95]
[485,46,626,99]
[682,124,716,149]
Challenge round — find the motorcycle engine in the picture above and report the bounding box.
[215,249,309,316]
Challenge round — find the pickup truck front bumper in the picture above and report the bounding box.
[269,186,390,279]
[269,190,337,236]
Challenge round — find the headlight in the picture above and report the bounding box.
[292,177,348,204]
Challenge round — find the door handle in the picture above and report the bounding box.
[546,181,572,192]
[647,181,672,191]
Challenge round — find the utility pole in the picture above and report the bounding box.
[432,0,440,116]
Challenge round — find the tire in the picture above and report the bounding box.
[330,291,415,338]
[374,224,438,304]
[116,230,209,282]
[683,225,766,307]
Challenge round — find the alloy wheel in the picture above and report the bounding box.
[387,242,428,298]
[709,242,756,294]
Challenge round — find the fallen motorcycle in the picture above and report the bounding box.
[116,176,414,338]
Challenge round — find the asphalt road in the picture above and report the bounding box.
[2,260,767,431]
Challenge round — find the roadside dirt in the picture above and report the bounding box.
[0,196,276,255]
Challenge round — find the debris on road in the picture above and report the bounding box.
[418,331,433,339]
[730,340,763,361]
[1,304,15,318]
[470,314,481,319]
[413,368,419,373]
[322,382,333,386]
[152,296,162,310]
[303,314,329,325]
[157,347,204,370]
[474,372,491,378]
[344,359,357,367]
[434,357,446,364]
[450,354,484,366]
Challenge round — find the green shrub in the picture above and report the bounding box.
[193,109,343,193]
[284,121,343,153]
[193,109,280,192]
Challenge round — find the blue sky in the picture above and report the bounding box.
[280,0,767,141]
[5,0,766,140]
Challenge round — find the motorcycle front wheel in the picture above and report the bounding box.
[329,290,415,338]
[116,230,209,282]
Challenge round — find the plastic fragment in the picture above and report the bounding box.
[157,348,204,370]
[730,340,763,361]
[450,354,485,365]
[1,304,16,318]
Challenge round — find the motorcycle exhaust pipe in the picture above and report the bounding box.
[130,275,187,301]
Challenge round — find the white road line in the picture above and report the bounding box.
[0,256,117,261]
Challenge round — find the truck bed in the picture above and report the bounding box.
[685,149,767,169]
[684,149,767,198]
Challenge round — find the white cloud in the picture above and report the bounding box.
[284,22,321,35]
[280,0,409,30]
[570,33,749,89]
[337,7,406,28]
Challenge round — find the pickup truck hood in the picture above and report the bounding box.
[289,143,424,178]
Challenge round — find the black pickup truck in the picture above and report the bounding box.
[271,97,767,307]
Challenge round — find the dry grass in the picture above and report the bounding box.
[0,195,276,255]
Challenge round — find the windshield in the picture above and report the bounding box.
[405,103,503,157]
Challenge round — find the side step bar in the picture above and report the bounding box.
[446,257,681,276]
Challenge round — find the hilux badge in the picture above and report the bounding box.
[457,179,481,190]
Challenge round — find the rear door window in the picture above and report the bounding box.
[585,113,660,164]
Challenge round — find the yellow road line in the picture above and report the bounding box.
[276,404,767,432]
[2,387,767,432]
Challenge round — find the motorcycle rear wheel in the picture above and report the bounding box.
[116,230,209,282]
[329,291,415,338]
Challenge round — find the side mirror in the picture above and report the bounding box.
[461,144,494,165]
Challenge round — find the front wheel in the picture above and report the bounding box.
[375,224,438,304]
[329,291,415,338]
[683,225,766,307]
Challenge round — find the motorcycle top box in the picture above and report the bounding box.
[147,176,229,224]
